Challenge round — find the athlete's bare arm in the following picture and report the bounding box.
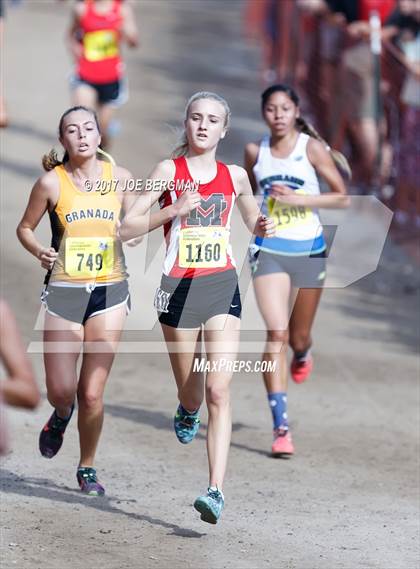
[244,142,259,194]
[113,165,136,210]
[16,171,60,270]
[67,3,85,61]
[0,300,39,410]
[107,165,142,247]
[119,160,175,240]
[121,1,139,47]
[229,165,275,238]
[120,159,201,241]
[270,139,350,209]
[307,139,348,198]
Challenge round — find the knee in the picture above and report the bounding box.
[267,329,289,349]
[289,330,311,353]
[46,380,75,409]
[206,382,230,408]
[77,389,103,412]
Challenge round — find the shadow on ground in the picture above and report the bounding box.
[0,468,205,538]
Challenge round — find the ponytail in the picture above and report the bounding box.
[42,149,69,172]
[172,131,189,158]
[296,117,352,179]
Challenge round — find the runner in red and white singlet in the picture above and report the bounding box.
[121,92,274,524]
[159,155,237,279]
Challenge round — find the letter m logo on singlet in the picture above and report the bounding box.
[186,193,227,227]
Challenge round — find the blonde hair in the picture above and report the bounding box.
[41,106,116,171]
[172,91,231,158]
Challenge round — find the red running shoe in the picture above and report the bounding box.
[271,428,294,458]
[291,354,313,384]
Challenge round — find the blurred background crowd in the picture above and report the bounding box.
[244,0,420,237]
[0,0,419,236]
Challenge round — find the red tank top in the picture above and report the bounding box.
[159,157,237,279]
[77,0,123,84]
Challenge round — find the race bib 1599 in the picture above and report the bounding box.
[267,189,313,232]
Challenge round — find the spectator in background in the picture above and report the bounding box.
[325,0,396,192]
[244,1,303,85]
[261,0,281,84]
[0,299,40,455]
[244,0,282,84]
[295,1,339,135]
[384,0,420,229]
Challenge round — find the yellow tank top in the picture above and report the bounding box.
[47,162,127,284]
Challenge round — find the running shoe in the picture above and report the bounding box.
[39,404,74,458]
[194,488,224,524]
[77,467,105,496]
[174,404,200,444]
[290,354,313,384]
[271,428,294,458]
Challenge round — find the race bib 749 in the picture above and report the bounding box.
[65,237,114,277]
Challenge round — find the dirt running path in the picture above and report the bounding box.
[1,2,419,568]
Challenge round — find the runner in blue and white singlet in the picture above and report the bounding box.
[244,84,351,459]
[253,132,326,256]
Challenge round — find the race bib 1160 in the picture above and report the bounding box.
[179,227,228,268]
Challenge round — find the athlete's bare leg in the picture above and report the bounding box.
[72,84,97,112]
[288,287,323,355]
[252,272,291,394]
[97,103,116,150]
[77,305,126,467]
[160,325,204,412]
[43,313,83,419]
[203,314,240,490]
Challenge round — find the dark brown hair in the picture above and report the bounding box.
[42,106,102,171]
[261,84,352,178]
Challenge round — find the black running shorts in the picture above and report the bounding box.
[155,269,241,329]
[70,76,127,106]
[41,280,130,325]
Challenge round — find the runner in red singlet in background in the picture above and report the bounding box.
[68,0,139,148]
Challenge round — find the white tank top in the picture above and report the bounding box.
[253,133,326,256]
